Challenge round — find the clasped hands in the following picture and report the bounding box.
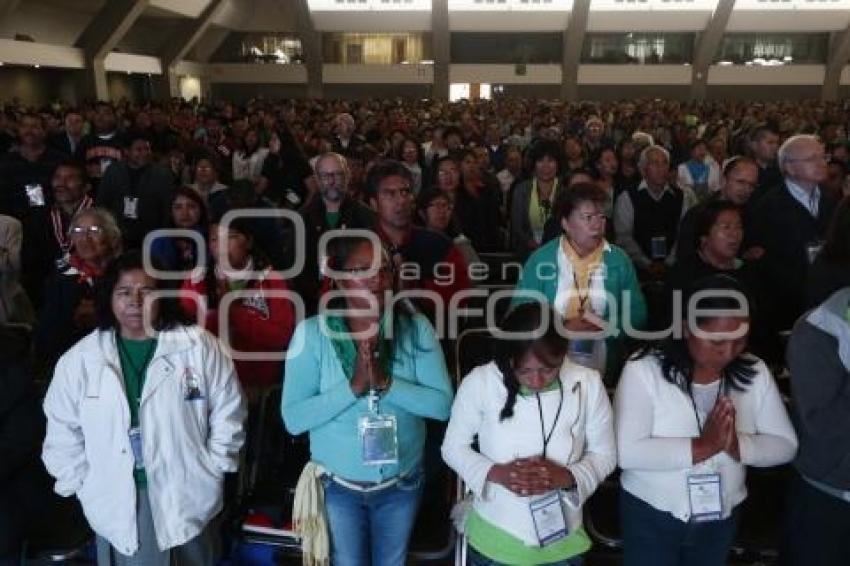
[693,396,740,464]
[487,456,575,497]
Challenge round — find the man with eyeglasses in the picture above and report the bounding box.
[367,160,471,321]
[750,134,838,334]
[296,152,375,315]
[21,161,93,308]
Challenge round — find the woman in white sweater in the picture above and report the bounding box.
[442,302,616,565]
[614,275,797,566]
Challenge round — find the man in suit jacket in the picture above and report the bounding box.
[750,134,837,334]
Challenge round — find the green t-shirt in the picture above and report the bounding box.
[466,508,591,566]
[117,336,157,486]
[326,210,341,229]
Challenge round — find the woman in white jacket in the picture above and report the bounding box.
[615,275,797,566]
[442,302,616,566]
[42,251,247,566]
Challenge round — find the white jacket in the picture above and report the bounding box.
[42,326,246,556]
[442,360,616,546]
[615,354,797,522]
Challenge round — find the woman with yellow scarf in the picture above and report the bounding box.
[514,183,648,384]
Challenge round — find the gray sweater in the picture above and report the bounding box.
[788,287,850,489]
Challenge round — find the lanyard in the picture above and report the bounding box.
[688,377,724,435]
[535,380,564,459]
[117,336,157,404]
[571,271,591,314]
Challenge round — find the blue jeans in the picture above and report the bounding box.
[466,544,583,566]
[322,468,424,566]
[620,488,739,566]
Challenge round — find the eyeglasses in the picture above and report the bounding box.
[70,225,104,236]
[318,171,346,182]
[787,154,829,164]
[340,264,393,278]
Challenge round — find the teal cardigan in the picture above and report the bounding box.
[281,313,453,483]
[513,237,647,381]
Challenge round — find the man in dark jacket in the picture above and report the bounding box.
[74,101,124,191]
[0,113,66,220]
[96,134,174,250]
[750,134,836,334]
[295,152,375,315]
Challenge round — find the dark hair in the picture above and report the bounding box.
[528,139,564,175]
[634,275,756,394]
[565,168,597,186]
[416,186,451,216]
[364,159,413,199]
[690,138,708,152]
[820,196,850,262]
[693,200,742,252]
[555,182,608,224]
[171,186,210,231]
[495,302,569,421]
[324,232,418,364]
[54,159,88,183]
[203,210,269,308]
[721,155,757,177]
[751,125,778,143]
[590,145,617,175]
[96,251,191,332]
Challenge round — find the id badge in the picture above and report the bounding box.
[806,242,822,264]
[128,427,144,470]
[569,339,595,360]
[123,196,139,219]
[529,491,568,547]
[532,229,544,244]
[100,158,113,176]
[25,183,46,207]
[358,413,399,466]
[650,236,668,259]
[687,473,722,522]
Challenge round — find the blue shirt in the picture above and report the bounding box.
[785,179,820,218]
[281,313,453,482]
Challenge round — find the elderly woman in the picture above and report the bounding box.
[35,207,122,367]
[42,251,246,566]
[282,234,453,566]
[511,140,564,260]
[515,183,647,383]
[442,301,616,566]
[615,276,797,566]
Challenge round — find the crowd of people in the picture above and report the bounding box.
[1,94,849,566]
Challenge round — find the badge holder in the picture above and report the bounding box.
[529,491,568,547]
[25,184,46,207]
[128,427,145,470]
[650,236,668,260]
[123,196,139,219]
[359,390,398,466]
[687,473,722,523]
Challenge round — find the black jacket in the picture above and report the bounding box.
[750,182,836,331]
[96,162,174,250]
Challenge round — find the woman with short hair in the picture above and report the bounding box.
[42,251,246,566]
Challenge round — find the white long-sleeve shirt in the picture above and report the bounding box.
[442,360,616,545]
[614,354,797,522]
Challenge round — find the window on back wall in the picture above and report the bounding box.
[581,33,694,65]
[240,35,304,64]
[713,33,829,66]
[322,33,432,64]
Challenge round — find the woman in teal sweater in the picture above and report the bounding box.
[514,183,647,384]
[282,233,454,566]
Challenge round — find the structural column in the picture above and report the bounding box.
[690,0,735,101]
[75,0,150,100]
[294,0,323,99]
[823,24,850,101]
[432,0,450,100]
[561,0,590,102]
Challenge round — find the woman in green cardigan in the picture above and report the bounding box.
[514,182,647,384]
